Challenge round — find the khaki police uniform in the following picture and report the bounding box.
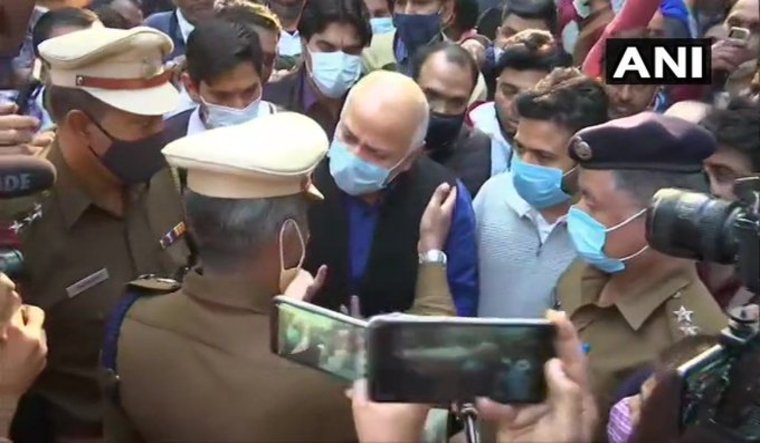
[557,261,726,415]
[15,27,189,438]
[556,113,729,441]
[109,114,350,442]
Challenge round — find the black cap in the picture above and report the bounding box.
[569,112,716,173]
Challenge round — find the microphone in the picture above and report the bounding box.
[0,155,57,199]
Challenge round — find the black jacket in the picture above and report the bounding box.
[427,125,492,197]
[305,158,457,317]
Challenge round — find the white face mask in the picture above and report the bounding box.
[279,219,306,293]
[308,49,362,99]
[201,96,261,129]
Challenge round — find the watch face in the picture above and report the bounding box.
[420,250,446,264]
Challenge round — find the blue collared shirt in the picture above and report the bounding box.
[345,180,479,316]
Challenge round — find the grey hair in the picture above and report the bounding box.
[341,88,430,151]
[613,170,709,208]
[184,191,309,272]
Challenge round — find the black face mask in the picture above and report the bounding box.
[86,116,167,186]
[425,112,465,152]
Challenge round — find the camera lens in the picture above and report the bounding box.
[646,188,742,264]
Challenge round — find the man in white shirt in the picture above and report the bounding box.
[164,19,278,156]
[474,67,607,318]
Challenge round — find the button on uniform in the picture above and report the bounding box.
[15,26,189,438]
[556,113,727,439]
[110,113,357,442]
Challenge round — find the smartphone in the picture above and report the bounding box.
[728,27,750,43]
[367,316,556,404]
[677,344,730,428]
[13,79,42,115]
[271,296,367,382]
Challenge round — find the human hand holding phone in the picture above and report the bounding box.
[0,273,21,339]
[711,28,753,75]
[0,103,41,155]
[347,297,430,443]
[476,310,597,443]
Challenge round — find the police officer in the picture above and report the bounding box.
[12,27,190,441]
[103,113,348,442]
[104,111,458,442]
[554,113,728,436]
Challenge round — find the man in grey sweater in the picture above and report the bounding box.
[474,67,609,318]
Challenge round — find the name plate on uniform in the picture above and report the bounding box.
[66,268,109,299]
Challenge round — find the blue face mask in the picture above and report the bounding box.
[394,12,442,54]
[511,156,574,209]
[370,17,396,35]
[329,138,403,196]
[309,49,362,98]
[202,97,261,129]
[567,207,649,274]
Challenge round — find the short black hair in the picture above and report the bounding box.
[186,19,264,85]
[701,96,760,172]
[94,6,130,28]
[32,8,99,57]
[515,67,608,134]
[454,0,479,32]
[412,42,478,93]
[297,0,372,48]
[494,29,571,77]
[501,0,557,34]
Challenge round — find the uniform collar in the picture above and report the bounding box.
[182,268,273,314]
[503,172,532,218]
[567,263,697,331]
[49,141,149,228]
[48,141,93,229]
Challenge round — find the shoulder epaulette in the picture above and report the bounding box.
[126,275,181,294]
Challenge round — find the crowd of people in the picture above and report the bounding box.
[0,0,758,441]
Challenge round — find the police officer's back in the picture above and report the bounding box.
[554,113,728,436]
[13,27,189,441]
[106,113,357,442]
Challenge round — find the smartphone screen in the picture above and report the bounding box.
[271,296,367,382]
[728,27,750,42]
[677,345,729,427]
[367,316,556,404]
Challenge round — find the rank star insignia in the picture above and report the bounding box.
[673,306,694,323]
[9,220,23,234]
[680,325,700,336]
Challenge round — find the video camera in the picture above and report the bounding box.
[645,176,760,441]
[0,155,57,280]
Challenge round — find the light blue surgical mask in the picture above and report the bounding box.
[511,156,574,209]
[567,207,649,274]
[202,97,261,129]
[370,17,396,35]
[309,49,362,98]
[329,138,404,196]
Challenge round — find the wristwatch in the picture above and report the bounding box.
[419,249,447,265]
